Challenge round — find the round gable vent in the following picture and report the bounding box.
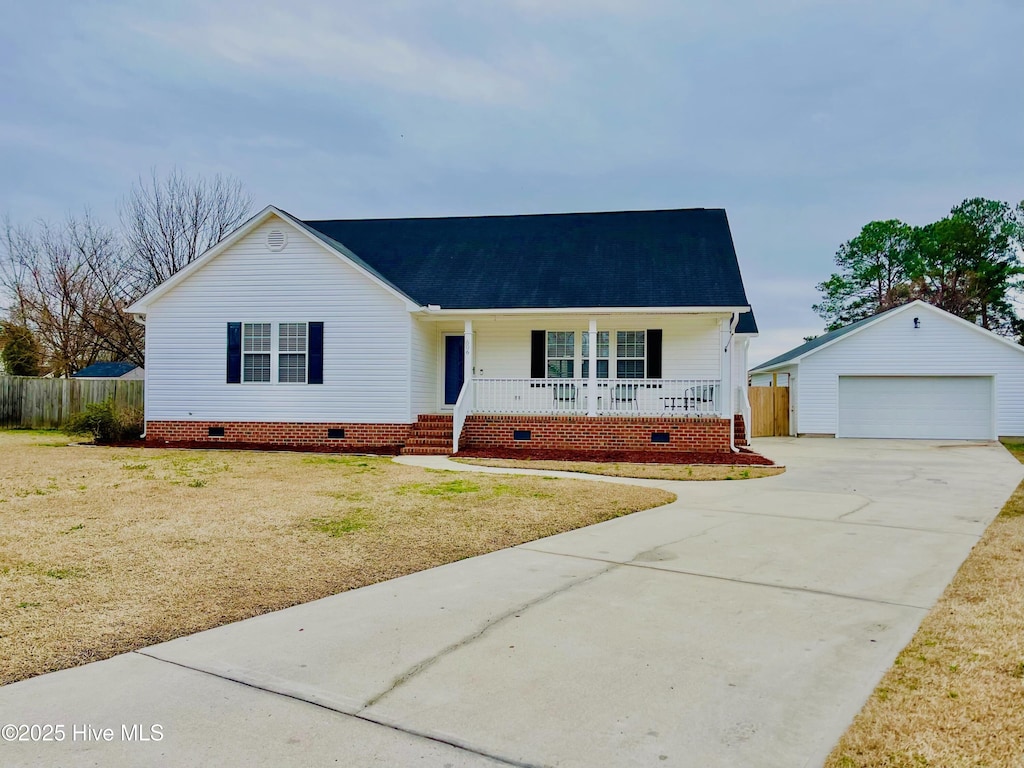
[266,229,288,252]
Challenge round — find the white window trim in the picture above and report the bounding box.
[582,330,610,379]
[242,322,272,384]
[615,329,646,379]
[277,322,309,384]
[564,329,647,380]
[546,331,575,379]
[240,321,309,385]
[542,329,652,380]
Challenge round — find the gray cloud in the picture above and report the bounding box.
[1,0,1021,361]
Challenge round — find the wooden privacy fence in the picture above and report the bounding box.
[0,376,144,429]
[748,386,790,437]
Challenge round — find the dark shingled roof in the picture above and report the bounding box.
[73,362,138,378]
[750,305,906,371]
[736,310,758,335]
[303,208,753,313]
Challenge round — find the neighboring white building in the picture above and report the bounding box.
[749,301,1024,440]
[127,205,759,454]
[72,362,144,380]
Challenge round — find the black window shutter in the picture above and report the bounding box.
[647,329,663,379]
[531,331,546,378]
[226,322,242,383]
[308,322,324,384]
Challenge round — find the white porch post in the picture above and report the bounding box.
[719,317,733,420]
[464,319,474,390]
[587,319,597,416]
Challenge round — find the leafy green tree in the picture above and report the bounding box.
[0,322,41,376]
[813,219,915,330]
[814,198,1024,339]
[913,198,1024,334]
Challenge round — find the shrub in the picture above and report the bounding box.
[64,399,144,443]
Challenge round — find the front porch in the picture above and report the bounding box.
[447,374,740,457]
[417,312,750,455]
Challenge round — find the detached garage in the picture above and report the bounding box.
[750,301,1024,440]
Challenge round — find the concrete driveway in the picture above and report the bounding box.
[1,439,1020,767]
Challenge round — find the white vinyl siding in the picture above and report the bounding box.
[144,216,413,423]
[782,306,1024,437]
[410,318,437,417]
[837,377,993,439]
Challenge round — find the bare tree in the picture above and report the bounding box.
[67,216,146,367]
[1,216,107,376]
[0,169,253,374]
[120,168,253,289]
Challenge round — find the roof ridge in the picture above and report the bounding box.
[302,207,722,225]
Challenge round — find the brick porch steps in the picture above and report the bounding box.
[734,415,748,447]
[400,414,453,456]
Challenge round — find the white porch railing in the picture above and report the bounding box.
[452,378,473,453]
[471,378,722,417]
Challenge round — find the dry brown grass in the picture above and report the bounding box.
[825,444,1024,768]
[0,430,672,686]
[452,457,784,482]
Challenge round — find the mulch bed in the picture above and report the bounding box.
[92,441,774,465]
[454,447,775,465]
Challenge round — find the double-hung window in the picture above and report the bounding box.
[581,331,609,378]
[546,331,575,378]
[616,331,646,378]
[278,322,308,383]
[242,323,272,383]
[531,327,660,382]
[230,321,323,385]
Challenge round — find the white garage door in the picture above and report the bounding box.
[837,376,993,439]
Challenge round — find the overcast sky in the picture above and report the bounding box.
[2,0,1022,363]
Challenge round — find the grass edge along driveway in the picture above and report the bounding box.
[824,441,1024,768]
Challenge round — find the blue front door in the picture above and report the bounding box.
[444,336,465,405]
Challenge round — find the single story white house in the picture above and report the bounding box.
[749,300,1024,440]
[127,205,759,455]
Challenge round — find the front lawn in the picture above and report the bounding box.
[824,442,1024,767]
[0,431,673,686]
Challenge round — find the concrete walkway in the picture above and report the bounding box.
[1,439,1020,767]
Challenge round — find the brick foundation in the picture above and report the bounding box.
[145,421,412,454]
[146,414,735,455]
[460,414,733,453]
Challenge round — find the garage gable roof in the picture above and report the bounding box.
[751,301,1024,372]
[751,305,905,372]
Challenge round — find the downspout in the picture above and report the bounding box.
[132,313,147,439]
[726,312,740,453]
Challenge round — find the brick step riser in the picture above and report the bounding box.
[399,446,451,455]
[406,439,453,447]
[416,415,454,423]
[408,428,454,437]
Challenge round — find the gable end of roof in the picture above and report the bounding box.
[751,300,1024,372]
